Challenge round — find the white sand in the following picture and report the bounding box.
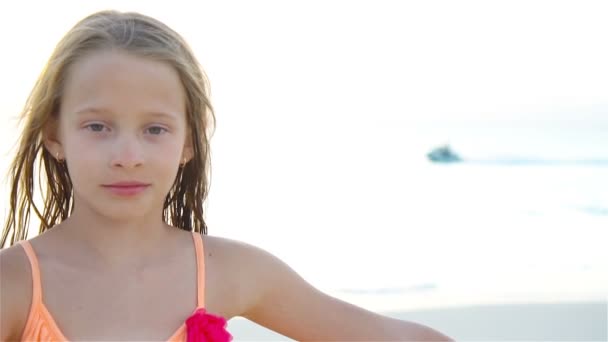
[226,300,607,341]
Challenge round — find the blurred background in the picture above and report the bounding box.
[1,0,606,340]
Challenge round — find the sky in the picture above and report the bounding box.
[0,0,607,127]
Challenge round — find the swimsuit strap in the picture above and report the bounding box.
[19,241,43,304]
[191,232,205,307]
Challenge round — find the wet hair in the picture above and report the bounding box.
[2,10,215,246]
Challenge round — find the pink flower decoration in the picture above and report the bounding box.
[185,308,233,342]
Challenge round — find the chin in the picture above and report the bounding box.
[79,196,158,223]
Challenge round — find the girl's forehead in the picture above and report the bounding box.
[61,50,186,116]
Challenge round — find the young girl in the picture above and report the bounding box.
[0,10,453,341]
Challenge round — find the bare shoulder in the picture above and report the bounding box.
[199,235,280,317]
[201,235,272,263]
[201,235,288,283]
[200,235,279,283]
[0,243,34,341]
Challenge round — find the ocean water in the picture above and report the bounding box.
[207,119,608,311]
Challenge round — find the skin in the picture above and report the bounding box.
[0,50,453,341]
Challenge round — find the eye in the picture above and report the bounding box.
[146,126,168,135]
[85,123,108,132]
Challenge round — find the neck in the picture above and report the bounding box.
[57,202,176,270]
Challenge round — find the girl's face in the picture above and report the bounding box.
[46,50,192,221]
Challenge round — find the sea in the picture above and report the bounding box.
[207,118,608,312]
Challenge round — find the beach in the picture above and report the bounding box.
[227,300,607,341]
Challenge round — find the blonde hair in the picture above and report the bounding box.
[2,10,215,247]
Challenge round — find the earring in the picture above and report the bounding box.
[55,152,63,163]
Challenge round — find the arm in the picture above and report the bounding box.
[0,246,32,342]
[237,243,454,341]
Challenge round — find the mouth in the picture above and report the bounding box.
[101,182,151,196]
[103,181,150,187]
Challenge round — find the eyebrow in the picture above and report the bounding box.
[74,107,179,121]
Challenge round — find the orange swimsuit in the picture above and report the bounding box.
[18,231,216,341]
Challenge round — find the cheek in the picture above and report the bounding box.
[61,124,96,154]
[148,138,184,165]
[62,141,103,189]
[63,135,104,167]
[152,143,184,178]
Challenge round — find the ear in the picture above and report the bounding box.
[181,133,194,164]
[42,118,65,161]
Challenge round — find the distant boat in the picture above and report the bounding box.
[427,144,462,163]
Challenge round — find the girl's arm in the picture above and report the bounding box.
[0,246,32,342]
[235,242,454,341]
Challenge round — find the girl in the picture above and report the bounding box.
[0,10,453,341]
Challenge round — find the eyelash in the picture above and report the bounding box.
[84,123,168,135]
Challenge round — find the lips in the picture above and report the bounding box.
[104,181,150,187]
[102,181,150,196]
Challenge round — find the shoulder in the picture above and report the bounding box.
[198,235,270,288]
[200,235,313,312]
[0,243,34,341]
[200,235,299,313]
[201,235,288,281]
[201,235,271,264]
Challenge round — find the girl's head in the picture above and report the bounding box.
[2,10,215,246]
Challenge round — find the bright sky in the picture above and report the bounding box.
[1,0,607,126]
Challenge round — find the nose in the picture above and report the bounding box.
[110,134,145,169]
